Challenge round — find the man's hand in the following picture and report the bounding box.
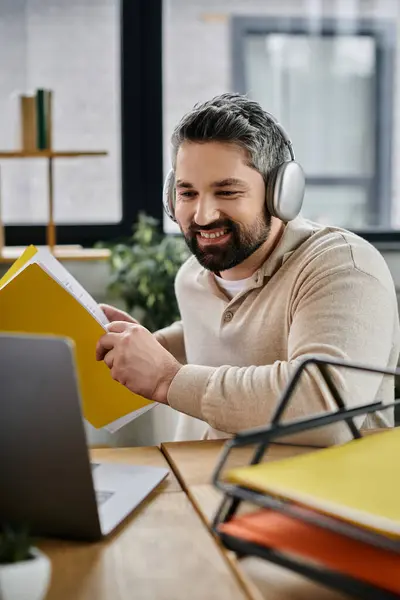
[99,303,168,349]
[96,321,182,404]
[99,303,139,324]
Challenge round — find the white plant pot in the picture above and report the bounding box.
[0,548,51,600]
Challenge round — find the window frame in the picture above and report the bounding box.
[231,15,397,242]
[3,0,164,248]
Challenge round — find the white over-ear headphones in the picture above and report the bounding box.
[163,110,305,223]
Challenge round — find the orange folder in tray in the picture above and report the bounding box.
[219,509,400,594]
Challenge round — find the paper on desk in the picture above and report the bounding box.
[104,403,158,433]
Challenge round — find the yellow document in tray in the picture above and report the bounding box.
[226,427,400,538]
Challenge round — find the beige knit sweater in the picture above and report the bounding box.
[156,217,400,445]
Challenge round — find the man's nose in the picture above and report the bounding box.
[193,196,220,226]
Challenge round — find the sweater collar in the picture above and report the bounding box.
[259,216,316,279]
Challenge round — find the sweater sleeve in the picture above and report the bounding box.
[155,320,187,365]
[167,268,397,444]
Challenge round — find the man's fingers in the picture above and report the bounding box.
[99,303,137,324]
[103,349,115,370]
[96,341,108,362]
[106,321,140,334]
[96,323,140,362]
[96,332,119,361]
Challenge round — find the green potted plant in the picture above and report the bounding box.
[103,212,190,332]
[0,525,51,600]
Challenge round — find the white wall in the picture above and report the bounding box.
[0,0,121,225]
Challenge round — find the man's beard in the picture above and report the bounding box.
[182,210,272,273]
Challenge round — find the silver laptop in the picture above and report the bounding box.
[0,333,168,541]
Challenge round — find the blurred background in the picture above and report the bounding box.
[163,0,399,235]
[0,0,399,444]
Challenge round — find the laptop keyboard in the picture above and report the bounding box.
[90,463,115,505]
[96,490,115,505]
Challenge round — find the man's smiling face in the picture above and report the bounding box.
[174,140,272,273]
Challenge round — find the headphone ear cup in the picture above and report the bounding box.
[162,169,177,222]
[265,161,305,222]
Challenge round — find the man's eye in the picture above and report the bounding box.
[178,191,197,199]
[217,190,239,197]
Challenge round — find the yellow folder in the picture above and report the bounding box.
[225,427,400,537]
[0,245,153,428]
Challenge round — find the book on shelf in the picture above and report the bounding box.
[0,244,155,431]
[20,94,37,151]
[36,88,52,150]
[19,88,53,151]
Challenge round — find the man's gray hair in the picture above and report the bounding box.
[170,93,289,182]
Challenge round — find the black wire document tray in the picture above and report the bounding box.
[211,356,400,600]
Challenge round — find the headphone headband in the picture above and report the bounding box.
[263,110,296,161]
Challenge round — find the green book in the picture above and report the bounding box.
[36,89,47,150]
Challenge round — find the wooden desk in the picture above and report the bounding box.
[161,439,319,488]
[39,437,384,600]
[89,446,182,493]
[160,440,354,600]
[40,447,252,600]
[161,439,320,522]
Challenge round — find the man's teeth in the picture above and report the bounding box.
[199,229,228,239]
